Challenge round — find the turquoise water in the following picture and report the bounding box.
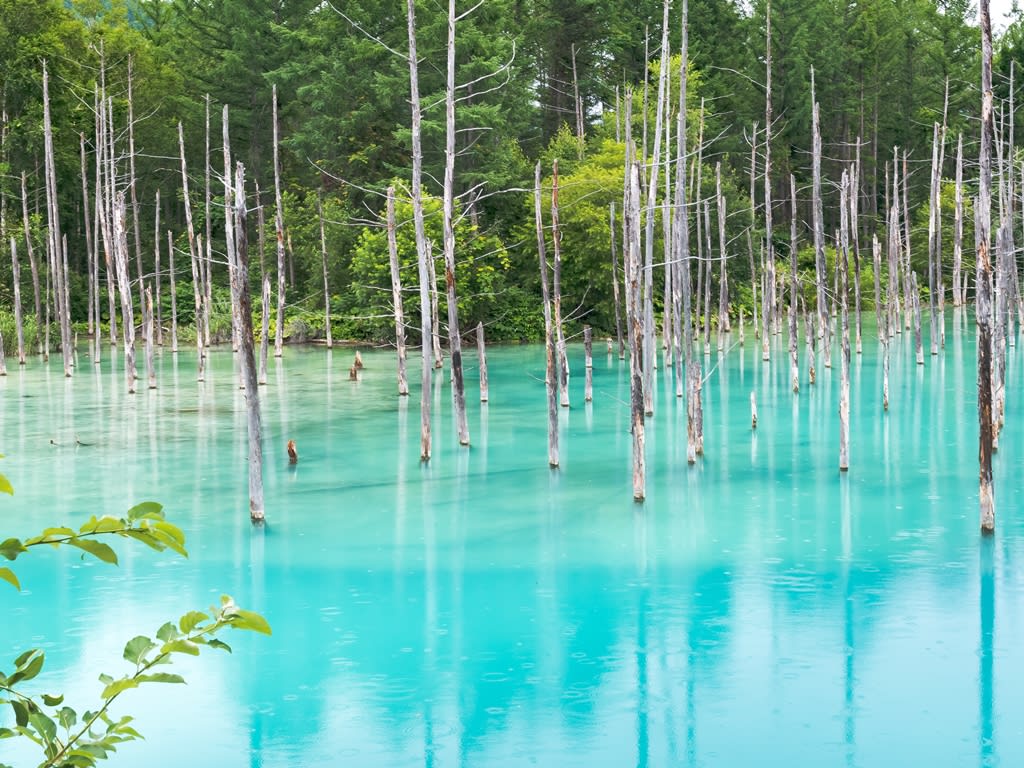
[2,312,1023,767]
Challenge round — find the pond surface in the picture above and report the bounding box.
[2,312,1023,767]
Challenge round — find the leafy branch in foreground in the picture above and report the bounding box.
[0,465,271,768]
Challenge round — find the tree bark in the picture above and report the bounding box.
[273,84,287,358]
[979,0,995,534]
[319,193,333,349]
[178,122,204,380]
[167,230,179,353]
[551,159,569,408]
[386,186,409,395]
[839,171,851,471]
[477,322,489,403]
[9,236,24,365]
[610,202,625,359]
[535,162,558,467]
[953,134,964,307]
[584,325,593,402]
[789,174,799,393]
[113,194,136,394]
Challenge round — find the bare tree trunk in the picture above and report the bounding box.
[811,73,828,368]
[535,161,558,467]
[167,230,179,353]
[551,159,569,408]
[703,201,713,356]
[21,173,42,354]
[259,275,270,384]
[789,174,799,393]
[979,0,995,534]
[407,0,432,460]
[839,171,851,471]
[610,202,625,359]
[42,62,72,376]
[273,85,287,358]
[928,123,941,356]
[428,241,442,368]
[852,141,863,354]
[762,4,774,360]
[626,158,646,499]
[127,58,145,314]
[872,234,882,339]
[319,193,333,348]
[10,236,24,364]
[203,95,212,348]
[953,134,964,307]
[717,163,730,348]
[902,151,913,332]
[81,133,95,342]
[113,194,136,394]
[750,391,757,429]
[477,322,489,403]
[154,190,163,345]
[584,325,593,402]
[91,86,105,360]
[178,122,205,381]
[386,186,408,395]
[144,286,156,389]
[443,0,469,446]
[223,105,240,353]
[232,163,265,524]
[749,123,760,341]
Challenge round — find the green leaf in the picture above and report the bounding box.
[13,649,35,667]
[0,538,25,561]
[0,472,12,495]
[10,700,28,727]
[143,522,188,557]
[159,639,200,656]
[156,622,180,642]
[123,636,156,665]
[79,516,125,535]
[28,711,56,744]
[100,677,140,699]
[41,693,64,707]
[9,649,45,684]
[0,727,16,738]
[136,673,185,685]
[120,530,165,552]
[67,539,118,565]
[178,611,208,634]
[58,706,77,729]
[227,609,272,636]
[126,502,163,522]
[0,567,19,591]
[207,639,232,653]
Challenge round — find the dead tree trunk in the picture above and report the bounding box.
[42,61,72,376]
[442,0,469,446]
[223,106,240,353]
[408,0,432,460]
[273,84,287,358]
[953,134,964,307]
[144,286,156,390]
[811,76,828,367]
[428,241,442,368]
[127,58,145,315]
[113,194,136,394]
[232,163,265,524]
[551,159,569,408]
[979,0,995,534]
[80,133,95,343]
[928,122,941,356]
[10,236,25,364]
[167,230,178,353]
[610,202,625,359]
[839,171,851,471]
[178,122,205,381]
[717,163,730,348]
[626,158,646,499]
[203,95,212,348]
[319,193,333,349]
[20,173,42,355]
[386,186,409,395]
[749,123,760,341]
[762,3,774,359]
[259,275,270,385]
[789,174,799,393]
[477,322,488,403]
[535,161,558,467]
[154,191,162,346]
[852,141,863,354]
[584,325,593,402]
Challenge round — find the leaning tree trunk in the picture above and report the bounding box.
[535,161,559,467]
[979,0,996,534]
[386,186,409,395]
[232,163,265,524]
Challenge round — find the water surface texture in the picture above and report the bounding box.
[2,312,1023,767]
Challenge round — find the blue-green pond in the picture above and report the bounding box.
[2,312,1022,767]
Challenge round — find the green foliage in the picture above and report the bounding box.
[0,469,270,768]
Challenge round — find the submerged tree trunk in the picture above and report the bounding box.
[113,194,136,394]
[319,193,333,349]
[178,122,205,381]
[610,202,625,359]
[839,171,851,471]
[584,326,593,402]
[42,61,72,377]
[477,322,489,403]
[408,0,432,460]
[626,159,646,500]
[789,174,799,393]
[953,134,964,307]
[167,230,179,354]
[259,276,270,385]
[10,236,24,365]
[535,162,559,467]
[144,286,156,390]
[551,159,569,408]
[442,0,469,446]
[232,163,265,524]
[979,0,996,534]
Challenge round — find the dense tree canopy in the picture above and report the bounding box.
[0,0,1013,343]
